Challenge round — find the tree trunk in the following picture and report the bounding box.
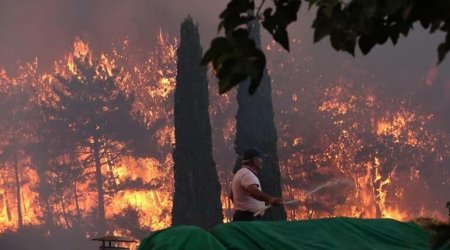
[71,151,83,223]
[5,191,12,222]
[369,165,382,218]
[74,180,82,223]
[12,136,23,228]
[234,20,286,220]
[93,139,106,233]
[60,194,70,228]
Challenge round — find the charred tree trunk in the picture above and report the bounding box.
[12,132,23,228]
[93,139,106,233]
[60,194,70,228]
[234,20,286,220]
[172,16,223,229]
[74,180,82,223]
[369,164,383,218]
[71,151,83,223]
[5,191,12,222]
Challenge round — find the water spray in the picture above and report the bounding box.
[305,178,354,197]
[254,178,354,217]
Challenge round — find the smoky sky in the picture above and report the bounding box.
[0,0,225,73]
[0,0,449,94]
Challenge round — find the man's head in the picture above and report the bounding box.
[242,147,264,170]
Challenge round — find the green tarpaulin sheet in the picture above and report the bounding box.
[138,217,442,250]
[138,225,226,250]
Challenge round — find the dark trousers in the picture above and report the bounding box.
[233,210,261,221]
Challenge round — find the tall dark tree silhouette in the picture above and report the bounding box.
[44,53,152,233]
[172,16,223,229]
[234,20,286,220]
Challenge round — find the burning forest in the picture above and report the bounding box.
[0,4,450,250]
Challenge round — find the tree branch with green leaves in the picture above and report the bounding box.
[202,0,450,94]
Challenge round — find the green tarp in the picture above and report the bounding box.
[138,217,439,250]
[138,225,226,250]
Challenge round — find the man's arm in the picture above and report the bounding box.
[246,184,281,205]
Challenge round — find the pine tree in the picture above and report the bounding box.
[172,16,223,228]
[44,54,152,233]
[234,20,286,220]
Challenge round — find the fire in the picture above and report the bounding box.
[266,36,449,223]
[383,206,409,221]
[97,53,115,78]
[0,33,178,238]
[155,126,175,148]
[108,190,171,230]
[0,164,41,232]
[376,111,414,141]
[0,28,449,249]
[319,86,357,115]
[66,38,92,75]
[277,80,448,221]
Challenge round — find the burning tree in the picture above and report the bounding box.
[0,66,40,229]
[41,41,153,233]
[172,16,223,229]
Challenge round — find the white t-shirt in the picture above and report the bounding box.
[231,167,265,213]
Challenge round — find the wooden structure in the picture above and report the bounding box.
[92,235,136,250]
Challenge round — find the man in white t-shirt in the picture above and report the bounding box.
[231,147,282,221]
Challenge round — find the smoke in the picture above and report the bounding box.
[0,0,225,73]
[1,0,447,89]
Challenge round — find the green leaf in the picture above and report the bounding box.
[261,0,301,51]
[389,30,400,44]
[388,23,402,44]
[384,0,404,15]
[399,23,411,36]
[219,0,255,34]
[201,37,231,65]
[217,58,248,93]
[202,28,266,95]
[312,8,333,42]
[358,36,375,55]
[430,21,442,33]
[262,18,290,50]
[437,34,450,63]
[330,29,356,55]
